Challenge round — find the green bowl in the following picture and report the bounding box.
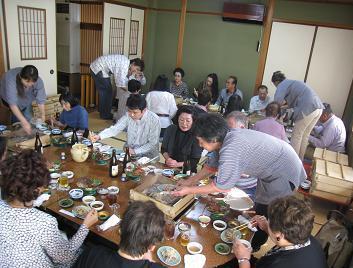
[210,212,225,221]
[58,198,74,208]
[126,172,141,181]
[84,188,97,196]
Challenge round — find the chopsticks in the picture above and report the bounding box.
[233,215,267,231]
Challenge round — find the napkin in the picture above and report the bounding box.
[184,254,206,268]
[98,214,121,231]
[33,193,51,207]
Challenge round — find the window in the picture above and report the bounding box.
[129,20,139,55]
[109,17,125,54]
[18,6,47,60]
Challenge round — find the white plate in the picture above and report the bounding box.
[157,246,181,267]
[220,229,241,244]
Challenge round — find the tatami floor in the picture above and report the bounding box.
[87,111,336,257]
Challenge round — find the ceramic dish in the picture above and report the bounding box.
[50,172,61,179]
[82,195,96,206]
[215,243,231,255]
[90,201,104,211]
[178,222,191,232]
[97,188,109,195]
[69,189,84,200]
[221,228,242,244]
[237,239,252,249]
[162,169,174,177]
[213,220,227,231]
[43,130,52,135]
[90,178,102,187]
[300,180,311,190]
[157,246,181,267]
[51,128,62,135]
[72,205,91,219]
[95,152,111,165]
[61,171,74,179]
[187,242,203,255]
[210,212,225,221]
[58,198,74,208]
[84,187,97,196]
[107,186,120,195]
[98,211,110,221]
[81,139,92,146]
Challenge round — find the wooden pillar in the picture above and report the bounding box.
[253,0,275,95]
[176,0,187,67]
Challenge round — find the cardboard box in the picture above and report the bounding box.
[313,148,348,166]
[130,175,195,219]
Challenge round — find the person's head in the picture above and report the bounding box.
[265,101,281,118]
[271,71,286,87]
[194,113,228,152]
[267,196,314,246]
[59,92,79,111]
[224,95,242,116]
[197,89,211,107]
[126,94,147,121]
[207,73,219,100]
[173,67,185,84]
[226,76,237,92]
[226,111,248,129]
[319,103,333,123]
[152,74,170,92]
[19,65,38,88]
[0,136,7,161]
[128,79,142,94]
[0,150,50,205]
[174,105,197,132]
[129,58,145,73]
[120,201,165,258]
[258,85,268,101]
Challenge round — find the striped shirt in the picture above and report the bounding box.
[170,81,189,98]
[99,110,161,159]
[215,129,306,204]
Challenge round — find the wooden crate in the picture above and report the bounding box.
[313,148,349,166]
[15,134,51,149]
[130,175,195,219]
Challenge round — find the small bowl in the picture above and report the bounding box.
[107,186,120,195]
[215,243,231,255]
[69,188,84,200]
[90,201,104,211]
[51,128,62,135]
[82,139,92,146]
[97,188,109,195]
[98,211,110,221]
[187,242,203,255]
[82,195,96,206]
[84,187,97,196]
[300,180,311,190]
[61,171,74,179]
[178,222,191,232]
[237,239,252,249]
[58,198,74,208]
[198,215,211,228]
[213,220,227,231]
[50,172,61,179]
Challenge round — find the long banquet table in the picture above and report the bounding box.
[41,146,236,267]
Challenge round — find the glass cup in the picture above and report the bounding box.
[164,220,176,240]
[180,232,190,247]
[107,193,117,208]
[58,175,69,190]
[110,203,120,217]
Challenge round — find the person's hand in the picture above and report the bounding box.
[233,239,251,260]
[90,134,101,143]
[251,215,268,231]
[171,186,191,197]
[166,157,178,167]
[176,176,197,187]
[22,121,32,135]
[83,209,98,228]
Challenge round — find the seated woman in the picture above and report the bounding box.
[224,94,243,116]
[194,73,219,104]
[51,92,88,131]
[146,75,178,137]
[169,67,189,98]
[0,150,98,267]
[233,196,327,268]
[162,105,203,173]
[74,201,165,268]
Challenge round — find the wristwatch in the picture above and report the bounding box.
[238,258,250,264]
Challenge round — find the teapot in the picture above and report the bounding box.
[70,143,90,163]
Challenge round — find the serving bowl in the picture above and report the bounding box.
[82,195,96,206]
[90,201,104,211]
[69,188,84,200]
[213,220,227,231]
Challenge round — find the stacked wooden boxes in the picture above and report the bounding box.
[32,95,63,119]
[312,148,353,204]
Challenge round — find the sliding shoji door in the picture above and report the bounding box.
[102,3,144,58]
[306,27,353,117]
[262,22,316,97]
[3,0,57,95]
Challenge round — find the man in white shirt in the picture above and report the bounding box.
[249,85,271,113]
[309,103,346,152]
[91,94,160,159]
[90,55,145,120]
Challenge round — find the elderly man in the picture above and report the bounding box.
[309,103,346,152]
[91,94,160,159]
[215,76,243,107]
[249,85,271,113]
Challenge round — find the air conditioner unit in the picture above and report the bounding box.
[222,2,265,24]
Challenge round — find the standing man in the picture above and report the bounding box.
[173,114,306,250]
[90,54,145,120]
[272,71,324,160]
[249,85,271,113]
[215,76,243,108]
[0,65,46,134]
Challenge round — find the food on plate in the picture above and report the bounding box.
[142,184,180,205]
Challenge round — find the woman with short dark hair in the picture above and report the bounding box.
[162,105,203,173]
[234,196,327,268]
[170,67,189,98]
[0,150,98,267]
[224,94,243,116]
[51,92,88,130]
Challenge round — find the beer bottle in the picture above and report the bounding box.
[109,149,119,178]
[71,128,78,146]
[122,147,130,172]
[183,157,191,176]
[34,132,43,154]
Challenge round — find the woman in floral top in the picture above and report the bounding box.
[170,67,189,98]
[0,150,98,268]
